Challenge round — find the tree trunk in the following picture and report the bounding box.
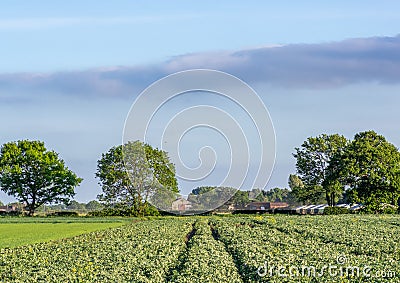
[326,191,332,207]
[28,199,35,216]
[28,206,35,216]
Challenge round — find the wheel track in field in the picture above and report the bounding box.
[166,219,244,283]
[208,221,253,283]
[165,221,197,282]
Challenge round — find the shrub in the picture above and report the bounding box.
[361,203,399,214]
[323,206,350,215]
[382,206,398,214]
[47,211,79,217]
[87,205,160,217]
[0,210,23,216]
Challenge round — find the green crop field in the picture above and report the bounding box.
[0,217,131,248]
[0,215,399,282]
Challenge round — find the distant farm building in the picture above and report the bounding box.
[295,204,328,214]
[0,204,20,214]
[246,202,289,211]
[171,198,192,211]
[294,203,364,214]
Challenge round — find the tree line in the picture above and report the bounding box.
[0,140,178,216]
[290,131,400,212]
[0,130,399,215]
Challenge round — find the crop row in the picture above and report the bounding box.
[210,215,400,283]
[169,219,243,283]
[270,215,400,259]
[0,218,193,282]
[1,215,398,282]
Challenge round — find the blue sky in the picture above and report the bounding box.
[2,1,400,72]
[1,1,400,202]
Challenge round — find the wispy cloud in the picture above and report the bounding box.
[0,35,399,98]
[0,14,204,30]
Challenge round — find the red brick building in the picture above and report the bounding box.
[246,202,288,210]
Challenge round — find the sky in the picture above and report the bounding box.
[1,1,400,203]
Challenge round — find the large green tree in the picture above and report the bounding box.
[230,190,250,208]
[0,140,82,216]
[187,186,236,211]
[331,131,400,211]
[96,141,178,214]
[66,200,86,210]
[293,134,349,205]
[143,144,178,193]
[288,174,316,205]
[264,187,296,204]
[85,200,104,211]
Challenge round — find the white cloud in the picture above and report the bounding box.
[0,35,399,98]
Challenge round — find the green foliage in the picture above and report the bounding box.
[187,186,302,211]
[87,202,159,217]
[382,206,398,214]
[0,217,131,223]
[0,221,126,249]
[37,203,67,212]
[323,206,350,215]
[293,134,349,206]
[187,186,236,211]
[144,144,178,193]
[0,219,193,282]
[0,140,82,216]
[169,220,243,282]
[248,188,262,200]
[263,187,295,203]
[333,131,400,212]
[47,211,79,217]
[85,200,103,211]
[96,143,134,207]
[210,215,400,282]
[1,216,399,282]
[289,174,324,205]
[228,190,250,208]
[288,174,304,190]
[96,141,178,215]
[0,210,22,216]
[361,203,399,214]
[66,200,86,211]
